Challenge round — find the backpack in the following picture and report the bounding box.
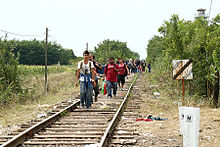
[80,60,92,74]
[105,63,116,73]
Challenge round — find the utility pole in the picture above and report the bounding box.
[45,27,48,91]
[86,42,88,51]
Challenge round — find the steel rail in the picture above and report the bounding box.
[1,100,80,147]
[99,73,139,147]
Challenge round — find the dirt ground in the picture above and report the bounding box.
[0,73,219,147]
[134,73,220,147]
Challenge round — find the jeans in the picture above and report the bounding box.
[93,79,99,98]
[148,67,151,73]
[91,84,93,104]
[106,80,117,97]
[80,81,92,108]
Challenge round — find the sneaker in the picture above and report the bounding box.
[108,96,112,98]
[121,88,124,91]
[80,105,84,108]
[113,95,116,98]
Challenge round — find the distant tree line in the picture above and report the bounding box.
[146,14,220,107]
[91,39,140,64]
[8,39,77,65]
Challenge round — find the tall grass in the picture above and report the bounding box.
[18,65,70,76]
[0,65,79,127]
[145,58,212,107]
[18,65,77,102]
[0,63,77,105]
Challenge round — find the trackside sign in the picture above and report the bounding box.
[172,59,193,80]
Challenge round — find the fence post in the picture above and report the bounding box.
[45,27,48,91]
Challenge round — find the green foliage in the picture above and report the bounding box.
[91,39,139,64]
[9,40,76,65]
[146,36,165,63]
[0,38,22,104]
[69,57,84,65]
[147,14,220,102]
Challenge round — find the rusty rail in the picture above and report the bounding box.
[1,100,80,147]
[99,73,139,147]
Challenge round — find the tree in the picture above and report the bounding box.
[59,48,76,65]
[207,15,220,107]
[146,36,165,63]
[91,39,139,64]
[0,38,21,104]
[147,14,220,106]
[10,40,76,65]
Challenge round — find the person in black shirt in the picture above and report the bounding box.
[91,55,102,102]
[91,55,103,71]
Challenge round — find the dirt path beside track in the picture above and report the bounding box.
[131,73,220,147]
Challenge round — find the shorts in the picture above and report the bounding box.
[117,74,125,84]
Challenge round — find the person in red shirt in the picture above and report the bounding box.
[103,57,119,98]
[117,58,130,90]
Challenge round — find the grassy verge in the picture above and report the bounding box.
[0,65,79,128]
[137,70,220,146]
[139,71,179,116]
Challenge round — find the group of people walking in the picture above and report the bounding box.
[75,50,150,109]
[102,57,130,99]
[127,59,150,73]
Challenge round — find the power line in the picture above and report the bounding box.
[0,29,45,37]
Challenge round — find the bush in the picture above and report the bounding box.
[0,38,21,104]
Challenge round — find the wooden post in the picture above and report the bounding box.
[207,80,210,99]
[45,27,48,91]
[86,42,88,51]
[213,71,219,107]
[182,79,185,102]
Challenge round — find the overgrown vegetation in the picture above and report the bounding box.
[91,39,139,64]
[0,38,22,104]
[0,37,78,105]
[0,40,74,105]
[146,14,220,107]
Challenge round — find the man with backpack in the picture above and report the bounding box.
[117,58,130,91]
[103,57,119,98]
[75,50,96,109]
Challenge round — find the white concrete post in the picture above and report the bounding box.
[178,106,186,135]
[182,107,200,147]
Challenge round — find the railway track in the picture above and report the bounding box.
[0,73,140,147]
[108,84,144,146]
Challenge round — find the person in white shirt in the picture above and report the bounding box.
[75,50,96,108]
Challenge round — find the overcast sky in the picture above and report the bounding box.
[0,0,219,59]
